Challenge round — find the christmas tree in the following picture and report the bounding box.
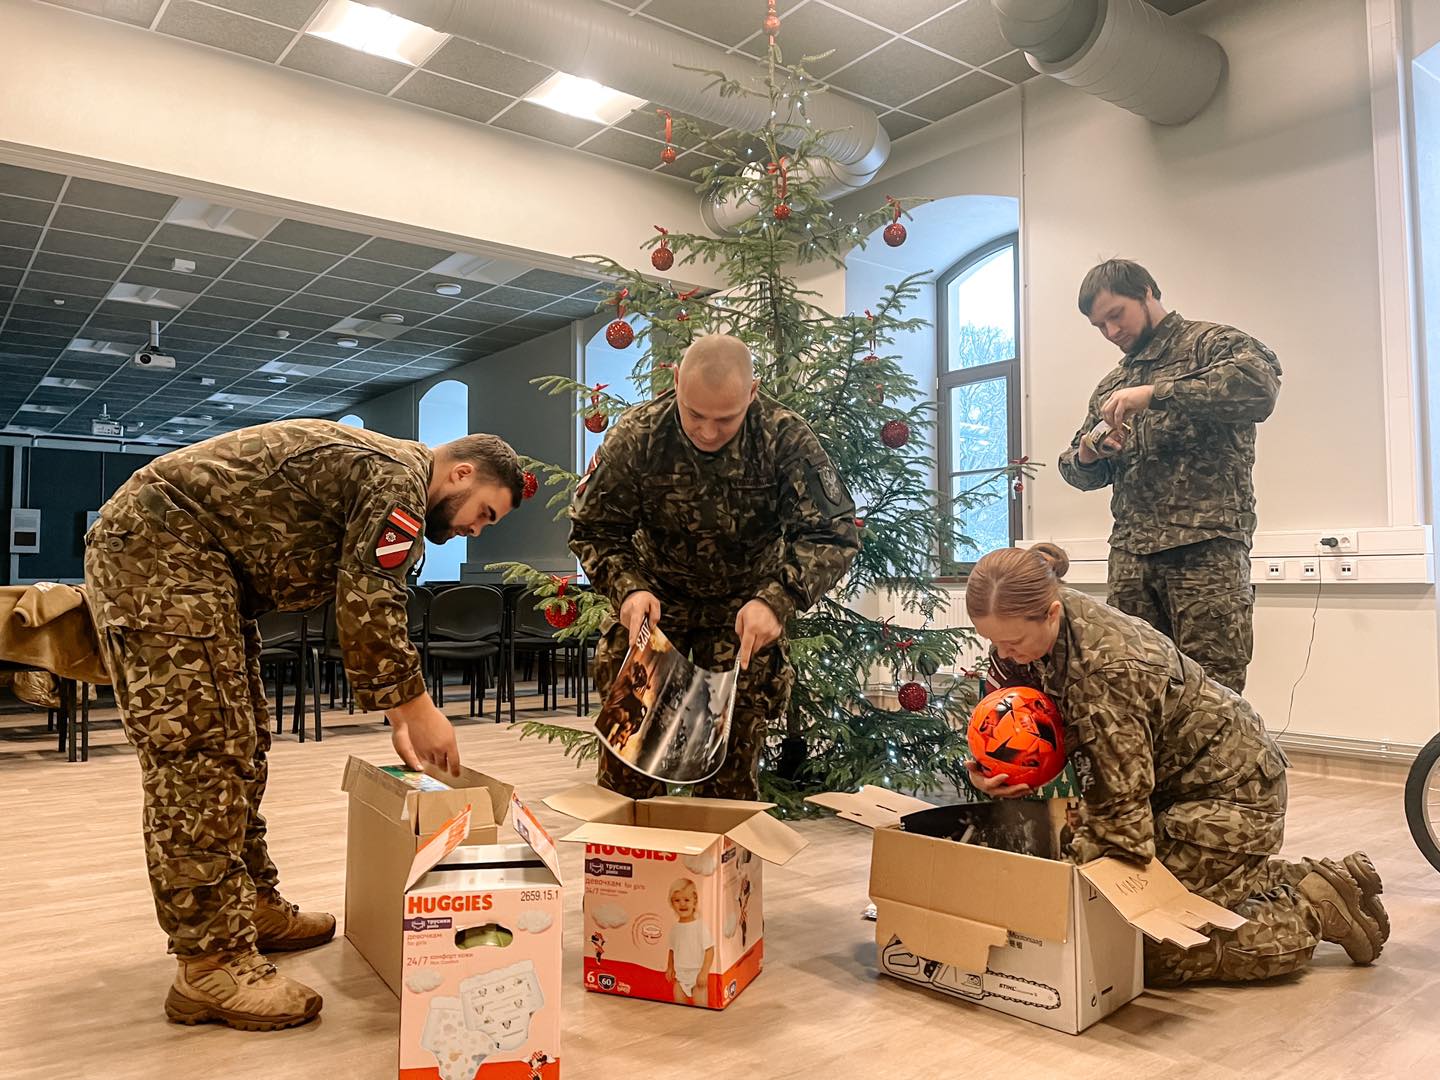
[490,8,1033,813]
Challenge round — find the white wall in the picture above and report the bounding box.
[855,0,1439,749]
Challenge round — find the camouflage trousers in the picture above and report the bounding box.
[1144,772,1321,986]
[593,620,794,801]
[1109,538,1253,693]
[85,533,279,959]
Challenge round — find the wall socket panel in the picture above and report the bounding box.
[1266,561,1285,579]
[1316,531,1358,553]
[1301,559,1319,579]
[1338,559,1356,579]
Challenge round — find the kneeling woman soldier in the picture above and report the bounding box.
[964,543,1389,986]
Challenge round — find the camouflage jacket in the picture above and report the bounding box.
[88,419,431,711]
[1057,312,1281,554]
[569,391,861,629]
[988,588,1289,866]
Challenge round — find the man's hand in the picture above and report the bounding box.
[388,693,461,776]
[735,598,783,670]
[966,758,1032,800]
[619,590,661,640]
[1077,425,1126,464]
[1101,385,1154,429]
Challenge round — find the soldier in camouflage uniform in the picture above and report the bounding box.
[965,544,1389,986]
[84,419,522,1029]
[570,334,860,800]
[1059,259,1281,693]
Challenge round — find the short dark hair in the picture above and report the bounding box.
[443,433,524,508]
[1078,259,1162,315]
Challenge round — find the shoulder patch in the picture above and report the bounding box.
[376,505,421,569]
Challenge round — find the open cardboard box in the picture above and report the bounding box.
[544,784,806,1010]
[809,786,1246,1034]
[341,756,514,994]
[398,797,563,1080]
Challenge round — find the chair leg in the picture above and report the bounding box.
[81,681,90,762]
[311,651,323,742]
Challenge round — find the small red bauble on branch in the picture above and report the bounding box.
[545,575,578,629]
[675,285,700,323]
[854,516,865,529]
[881,419,910,449]
[606,288,633,349]
[897,681,929,712]
[764,0,780,37]
[883,195,907,247]
[651,225,674,272]
[585,383,610,433]
[767,156,791,220]
[521,471,538,500]
[657,108,677,164]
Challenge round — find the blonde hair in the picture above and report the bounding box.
[965,543,1070,622]
[669,878,698,907]
[680,334,753,388]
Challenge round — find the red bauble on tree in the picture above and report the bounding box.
[767,156,791,222]
[897,681,929,712]
[883,195,908,247]
[521,471,538,500]
[545,574,579,629]
[657,108,677,165]
[773,203,791,220]
[764,0,780,37]
[606,288,633,349]
[584,413,609,434]
[651,225,674,272]
[660,145,678,165]
[881,419,910,449]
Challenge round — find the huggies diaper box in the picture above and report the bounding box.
[544,785,806,1010]
[398,796,563,1079]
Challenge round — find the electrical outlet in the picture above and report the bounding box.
[1301,559,1319,579]
[1266,561,1285,580]
[1338,559,1356,580]
[1317,530,1358,553]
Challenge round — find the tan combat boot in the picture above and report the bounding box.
[1298,857,1387,964]
[1342,850,1390,943]
[165,949,322,1030]
[254,892,337,953]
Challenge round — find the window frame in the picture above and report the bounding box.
[936,232,1022,576]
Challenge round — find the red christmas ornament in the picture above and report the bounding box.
[1013,480,1025,495]
[766,156,790,222]
[764,0,780,37]
[521,471,538,500]
[546,601,578,629]
[881,419,910,449]
[657,108,677,165]
[651,226,674,271]
[883,195,907,247]
[862,353,879,365]
[897,681,929,712]
[606,288,633,349]
[584,412,608,434]
[854,517,865,529]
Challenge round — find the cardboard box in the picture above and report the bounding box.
[342,757,514,994]
[398,797,563,1080]
[544,785,806,1010]
[809,787,1246,1034]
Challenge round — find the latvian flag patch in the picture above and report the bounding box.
[376,506,421,569]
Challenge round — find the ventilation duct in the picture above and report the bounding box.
[991,0,1225,125]
[379,0,890,231]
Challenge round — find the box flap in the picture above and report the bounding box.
[426,764,513,826]
[870,827,1074,945]
[558,820,717,856]
[806,786,937,830]
[544,783,636,825]
[722,810,807,866]
[875,896,1009,975]
[404,805,473,891]
[341,755,418,825]
[1079,857,1249,948]
[509,793,564,884]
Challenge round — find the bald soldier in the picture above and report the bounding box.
[84,419,522,1030]
[571,334,860,799]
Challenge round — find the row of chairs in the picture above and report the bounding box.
[255,583,597,741]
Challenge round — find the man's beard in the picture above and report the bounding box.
[1128,306,1157,354]
[424,492,463,542]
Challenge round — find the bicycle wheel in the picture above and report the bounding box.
[1404,732,1440,873]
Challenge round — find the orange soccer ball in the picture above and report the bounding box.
[967,685,1067,790]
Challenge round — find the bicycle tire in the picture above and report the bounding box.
[1404,731,1440,873]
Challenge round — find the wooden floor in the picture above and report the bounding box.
[2,694,1439,1080]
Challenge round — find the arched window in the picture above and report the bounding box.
[938,234,1020,567]
[418,379,468,583]
[337,413,364,428]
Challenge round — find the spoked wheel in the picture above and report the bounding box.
[1404,732,1440,873]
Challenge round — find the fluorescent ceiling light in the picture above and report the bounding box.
[525,72,646,125]
[306,0,449,66]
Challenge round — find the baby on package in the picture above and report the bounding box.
[664,878,714,1006]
